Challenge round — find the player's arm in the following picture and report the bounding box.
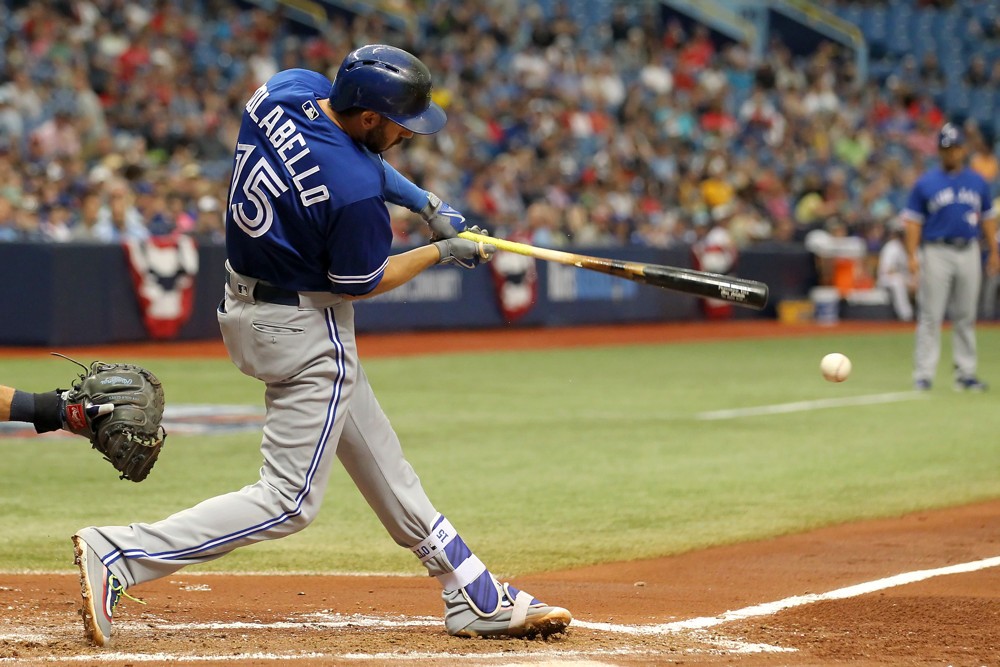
[342,239,496,301]
[329,198,494,301]
[902,216,922,276]
[982,213,1000,276]
[978,185,1000,276]
[0,384,63,430]
[0,385,13,421]
[900,184,926,276]
[342,245,439,300]
[382,160,467,240]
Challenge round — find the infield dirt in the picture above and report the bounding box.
[1,321,998,666]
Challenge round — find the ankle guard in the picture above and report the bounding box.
[409,514,502,615]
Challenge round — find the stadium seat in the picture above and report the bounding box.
[943,82,973,117]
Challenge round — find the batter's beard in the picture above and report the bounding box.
[362,123,401,154]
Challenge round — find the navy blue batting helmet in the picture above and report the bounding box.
[330,44,446,135]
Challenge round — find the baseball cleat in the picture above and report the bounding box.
[72,534,141,647]
[913,379,932,391]
[954,377,988,392]
[444,579,571,639]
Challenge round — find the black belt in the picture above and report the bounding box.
[925,237,974,248]
[226,270,300,306]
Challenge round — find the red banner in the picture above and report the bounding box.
[489,232,538,323]
[123,236,200,339]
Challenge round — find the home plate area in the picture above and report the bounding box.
[3,499,1000,666]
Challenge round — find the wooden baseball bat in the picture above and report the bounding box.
[458,231,769,310]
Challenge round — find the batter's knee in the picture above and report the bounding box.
[250,478,322,537]
[280,505,318,535]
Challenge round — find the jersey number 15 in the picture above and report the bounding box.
[228,143,289,238]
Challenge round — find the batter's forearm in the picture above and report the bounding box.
[345,246,441,300]
[383,161,430,212]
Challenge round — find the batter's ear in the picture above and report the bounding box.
[359,111,383,129]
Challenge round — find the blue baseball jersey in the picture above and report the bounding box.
[901,167,995,241]
[225,69,425,296]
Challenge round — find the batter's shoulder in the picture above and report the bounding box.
[264,69,334,100]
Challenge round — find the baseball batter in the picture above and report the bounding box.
[902,122,1000,391]
[70,45,571,647]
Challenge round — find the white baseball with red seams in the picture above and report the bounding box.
[821,353,852,383]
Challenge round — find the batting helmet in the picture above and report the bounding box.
[330,44,446,135]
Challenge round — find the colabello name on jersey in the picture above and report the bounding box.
[245,85,330,207]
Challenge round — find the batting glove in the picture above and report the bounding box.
[420,192,467,241]
[434,229,496,269]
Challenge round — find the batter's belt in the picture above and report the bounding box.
[224,261,344,309]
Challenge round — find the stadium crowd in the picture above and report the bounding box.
[0,0,998,291]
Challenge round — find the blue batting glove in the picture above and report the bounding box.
[420,192,467,240]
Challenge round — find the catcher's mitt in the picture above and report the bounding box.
[62,361,166,482]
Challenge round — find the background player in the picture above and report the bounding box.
[70,44,571,647]
[877,217,915,322]
[902,122,1000,391]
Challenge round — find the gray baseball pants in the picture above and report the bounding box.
[77,270,456,586]
[913,243,982,382]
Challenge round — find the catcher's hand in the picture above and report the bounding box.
[62,361,166,482]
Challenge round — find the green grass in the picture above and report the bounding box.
[2,328,998,576]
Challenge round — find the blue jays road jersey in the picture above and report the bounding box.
[225,69,395,295]
[901,167,995,241]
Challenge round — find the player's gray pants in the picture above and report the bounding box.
[913,244,982,382]
[78,278,443,587]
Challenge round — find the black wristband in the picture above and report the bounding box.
[32,391,64,433]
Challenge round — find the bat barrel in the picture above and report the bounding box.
[458,230,769,310]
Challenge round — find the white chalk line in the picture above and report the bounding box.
[695,391,926,420]
[0,653,328,663]
[0,568,422,577]
[574,554,1000,635]
[4,554,999,663]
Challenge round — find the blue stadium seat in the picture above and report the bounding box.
[886,1,914,34]
[860,5,889,46]
[839,4,863,27]
[966,0,999,24]
[885,31,913,58]
[943,83,973,117]
[969,88,996,128]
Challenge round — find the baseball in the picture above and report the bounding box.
[820,353,852,382]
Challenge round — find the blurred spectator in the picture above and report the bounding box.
[738,86,786,147]
[526,201,565,247]
[968,129,1000,185]
[70,190,104,241]
[918,51,946,88]
[29,109,82,160]
[982,216,1000,320]
[0,87,24,141]
[805,217,873,296]
[876,218,915,321]
[0,0,995,259]
[699,154,735,210]
[193,194,225,244]
[0,196,18,241]
[92,180,150,242]
[963,54,990,87]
